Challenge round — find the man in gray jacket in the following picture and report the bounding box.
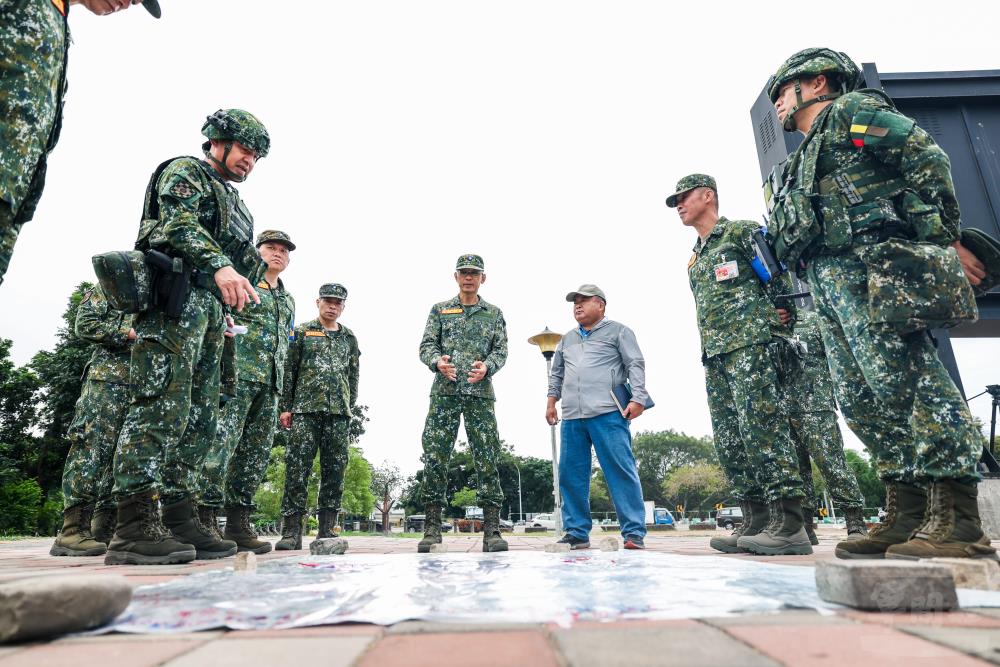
[546,284,650,550]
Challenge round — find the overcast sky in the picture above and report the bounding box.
[2,1,998,478]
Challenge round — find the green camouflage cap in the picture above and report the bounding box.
[665,174,717,208]
[201,109,271,158]
[318,283,348,300]
[565,284,607,302]
[456,253,485,272]
[255,229,296,251]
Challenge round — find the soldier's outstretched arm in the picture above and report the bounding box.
[75,287,130,349]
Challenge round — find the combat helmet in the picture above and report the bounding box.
[201,109,270,181]
[767,48,862,131]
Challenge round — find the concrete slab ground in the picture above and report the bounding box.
[2,527,999,666]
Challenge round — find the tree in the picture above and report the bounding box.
[0,338,42,486]
[632,430,717,506]
[451,487,477,510]
[845,450,885,509]
[661,462,730,514]
[341,446,376,517]
[589,470,614,514]
[370,462,403,534]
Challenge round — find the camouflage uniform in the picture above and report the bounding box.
[417,289,508,509]
[786,310,864,511]
[279,300,360,516]
[682,202,804,503]
[202,271,295,509]
[61,286,136,510]
[0,0,69,284]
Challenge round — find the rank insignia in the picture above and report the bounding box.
[305,331,326,337]
[687,253,697,269]
[440,308,464,315]
[257,281,270,289]
[50,0,67,15]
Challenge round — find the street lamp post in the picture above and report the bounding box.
[512,459,523,526]
[528,327,564,536]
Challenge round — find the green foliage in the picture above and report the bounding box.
[37,490,63,536]
[0,338,43,486]
[589,470,613,513]
[342,446,375,516]
[632,429,717,506]
[0,478,43,534]
[450,487,477,509]
[844,450,885,508]
[661,462,730,512]
[253,444,286,522]
[371,462,404,532]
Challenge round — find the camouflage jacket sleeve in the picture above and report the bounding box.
[280,325,304,413]
[348,333,360,407]
[418,306,443,372]
[155,158,234,273]
[74,288,131,350]
[483,308,508,377]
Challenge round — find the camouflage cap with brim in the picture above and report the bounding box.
[255,229,296,250]
[319,283,348,299]
[665,174,717,208]
[565,284,607,302]
[456,254,485,272]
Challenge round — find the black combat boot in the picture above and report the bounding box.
[482,505,509,553]
[418,505,443,553]
[802,507,819,546]
[198,506,226,542]
[224,505,273,554]
[886,480,998,561]
[162,496,237,559]
[737,497,813,556]
[835,483,925,559]
[710,499,767,554]
[275,513,304,550]
[843,506,869,541]
[91,504,116,545]
[104,491,196,565]
[50,504,107,556]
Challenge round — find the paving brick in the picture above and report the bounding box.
[356,631,559,667]
[702,609,856,627]
[163,637,373,667]
[839,609,1000,628]
[54,631,224,643]
[815,560,958,611]
[221,625,383,639]
[969,608,1000,620]
[0,640,203,667]
[923,558,1000,591]
[386,621,543,635]
[554,621,780,666]
[898,626,1000,664]
[724,623,993,666]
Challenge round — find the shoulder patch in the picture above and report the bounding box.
[170,181,196,199]
[850,108,914,148]
[440,308,464,315]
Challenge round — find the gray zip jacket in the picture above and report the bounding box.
[547,318,649,420]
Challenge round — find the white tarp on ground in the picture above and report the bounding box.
[102,551,1000,633]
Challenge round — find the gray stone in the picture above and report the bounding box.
[921,557,1000,591]
[815,560,958,611]
[234,551,257,573]
[428,543,448,553]
[309,538,349,555]
[598,537,618,552]
[544,542,571,553]
[897,626,1000,665]
[689,523,717,531]
[980,478,1000,540]
[647,524,676,531]
[0,575,132,642]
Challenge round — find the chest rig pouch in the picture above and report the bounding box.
[215,185,265,285]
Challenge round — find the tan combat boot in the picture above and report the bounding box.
[482,505,509,552]
[104,492,196,565]
[710,499,767,554]
[843,506,869,541]
[835,483,925,559]
[275,513,304,550]
[802,506,819,546]
[417,505,443,553]
[50,504,107,556]
[737,497,813,556]
[162,496,237,559]
[224,505,273,554]
[886,480,998,561]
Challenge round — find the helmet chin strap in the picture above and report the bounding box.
[781,79,841,132]
[205,141,246,182]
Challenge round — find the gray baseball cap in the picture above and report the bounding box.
[565,284,607,302]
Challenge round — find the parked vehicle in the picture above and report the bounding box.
[714,506,744,530]
[652,507,674,525]
[404,514,453,533]
[531,513,557,530]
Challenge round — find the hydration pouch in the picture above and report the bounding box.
[91,250,153,314]
[900,191,950,246]
[771,189,823,265]
[856,239,978,334]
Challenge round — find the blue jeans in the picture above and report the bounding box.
[559,410,647,540]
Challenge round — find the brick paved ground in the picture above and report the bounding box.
[2,526,999,666]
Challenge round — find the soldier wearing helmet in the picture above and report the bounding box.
[765,48,995,562]
[105,110,272,566]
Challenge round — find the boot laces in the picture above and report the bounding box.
[139,499,171,539]
[240,510,259,538]
[868,485,897,538]
[914,483,953,541]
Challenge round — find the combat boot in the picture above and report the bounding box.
[198,506,226,542]
[104,491,196,565]
[50,504,107,556]
[710,499,767,554]
[417,505,443,553]
[91,504,116,545]
[737,497,813,556]
[843,506,869,541]
[886,480,998,561]
[316,508,338,539]
[482,505,509,553]
[224,505,273,554]
[162,496,237,560]
[802,507,819,546]
[275,513,304,550]
[835,483,925,559]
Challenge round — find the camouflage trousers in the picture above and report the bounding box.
[790,410,865,511]
[0,201,23,286]
[201,380,278,509]
[113,287,226,502]
[280,413,349,516]
[419,395,504,508]
[61,380,129,510]
[703,341,804,502]
[808,253,983,485]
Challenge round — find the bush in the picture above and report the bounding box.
[0,478,43,535]
[36,490,64,536]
